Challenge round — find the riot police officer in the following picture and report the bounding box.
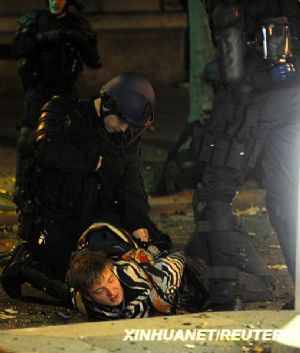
[1,73,173,301]
[186,0,300,307]
[14,0,102,187]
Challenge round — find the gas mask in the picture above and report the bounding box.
[257,17,296,81]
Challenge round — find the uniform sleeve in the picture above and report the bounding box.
[120,142,150,232]
[35,97,99,173]
[141,251,186,300]
[13,11,39,58]
[67,16,102,68]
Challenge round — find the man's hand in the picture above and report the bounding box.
[132,228,149,242]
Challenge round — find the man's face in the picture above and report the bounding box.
[48,0,67,16]
[86,265,124,307]
[104,114,129,133]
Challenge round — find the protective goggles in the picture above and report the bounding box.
[259,17,293,63]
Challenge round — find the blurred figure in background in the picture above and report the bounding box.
[13,0,102,190]
[186,0,300,309]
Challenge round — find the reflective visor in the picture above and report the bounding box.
[259,17,293,63]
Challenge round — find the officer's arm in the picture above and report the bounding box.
[13,11,39,58]
[204,0,245,85]
[35,98,100,174]
[120,144,150,233]
[82,32,102,68]
[66,17,102,68]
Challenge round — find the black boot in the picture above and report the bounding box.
[186,197,276,301]
[1,243,30,298]
[21,265,72,306]
[1,243,71,306]
[192,199,272,276]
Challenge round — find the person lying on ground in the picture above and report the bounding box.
[0,222,275,319]
[66,222,275,320]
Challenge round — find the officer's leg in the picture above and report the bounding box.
[187,166,278,302]
[0,243,71,305]
[186,180,272,272]
[203,266,275,309]
[183,261,275,312]
[185,230,209,263]
[261,89,300,283]
[266,195,296,282]
[185,88,275,296]
[29,220,84,278]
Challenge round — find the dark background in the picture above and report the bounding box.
[0,0,189,143]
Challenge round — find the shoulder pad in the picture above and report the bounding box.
[35,96,71,143]
[16,10,41,32]
[41,95,69,114]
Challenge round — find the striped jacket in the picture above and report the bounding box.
[72,250,186,321]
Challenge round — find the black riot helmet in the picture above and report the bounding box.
[99,73,155,128]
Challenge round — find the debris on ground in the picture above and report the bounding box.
[267,264,288,270]
[234,207,261,217]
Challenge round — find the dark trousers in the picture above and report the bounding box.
[28,219,87,279]
[199,84,300,285]
[266,195,297,281]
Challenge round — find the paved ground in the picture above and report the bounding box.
[0,311,298,353]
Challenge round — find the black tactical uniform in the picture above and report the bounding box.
[23,96,150,276]
[14,5,102,185]
[1,73,172,301]
[186,0,300,298]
